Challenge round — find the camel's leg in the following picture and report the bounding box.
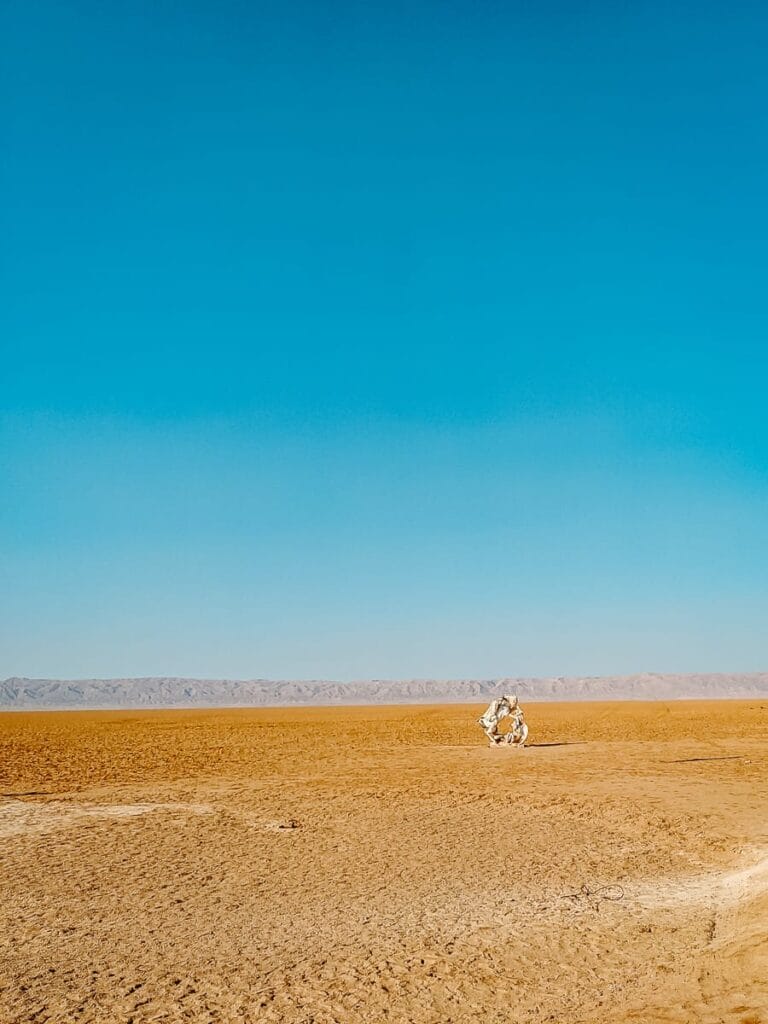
[484,725,500,746]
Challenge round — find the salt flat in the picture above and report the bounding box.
[1,702,767,1023]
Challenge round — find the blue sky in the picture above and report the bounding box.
[2,1,768,679]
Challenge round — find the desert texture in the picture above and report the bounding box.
[1,702,767,1024]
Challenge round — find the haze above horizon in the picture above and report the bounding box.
[3,1,768,680]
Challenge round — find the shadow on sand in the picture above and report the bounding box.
[527,741,586,748]
[664,755,743,764]
[1,791,53,798]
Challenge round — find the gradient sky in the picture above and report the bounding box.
[3,1,768,680]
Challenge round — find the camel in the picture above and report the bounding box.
[477,694,528,747]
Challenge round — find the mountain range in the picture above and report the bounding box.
[2,673,768,709]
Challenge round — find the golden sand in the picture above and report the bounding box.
[1,701,767,1023]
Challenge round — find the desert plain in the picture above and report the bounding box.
[1,701,767,1024]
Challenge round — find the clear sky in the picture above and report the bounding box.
[2,1,768,680]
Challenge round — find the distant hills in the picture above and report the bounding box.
[2,673,768,709]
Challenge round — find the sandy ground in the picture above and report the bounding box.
[1,701,767,1024]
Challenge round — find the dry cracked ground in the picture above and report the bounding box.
[1,701,767,1024]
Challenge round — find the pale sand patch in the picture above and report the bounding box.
[0,800,213,838]
[634,847,768,911]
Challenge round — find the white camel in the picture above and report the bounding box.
[477,694,528,747]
